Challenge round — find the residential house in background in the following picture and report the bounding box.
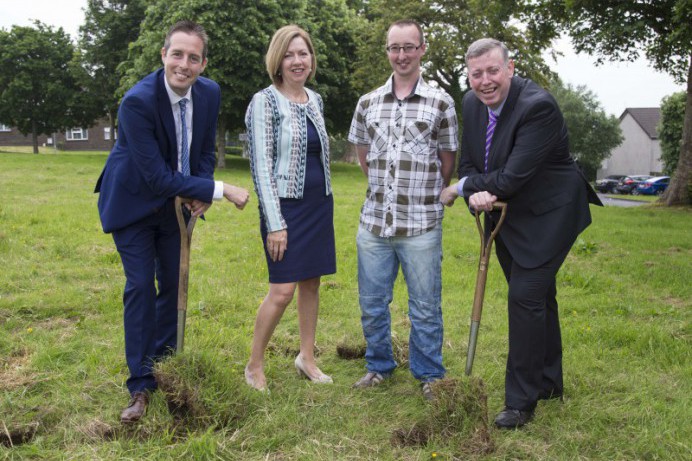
[597,108,663,179]
[0,118,113,151]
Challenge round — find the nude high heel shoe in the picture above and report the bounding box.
[294,354,333,384]
[244,366,269,393]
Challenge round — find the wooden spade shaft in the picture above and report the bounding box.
[465,201,507,376]
[174,196,197,353]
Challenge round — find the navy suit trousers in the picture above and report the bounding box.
[112,199,180,394]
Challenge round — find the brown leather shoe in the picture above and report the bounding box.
[120,391,149,424]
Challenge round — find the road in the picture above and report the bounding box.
[597,193,649,207]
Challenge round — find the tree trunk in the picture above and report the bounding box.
[32,120,38,154]
[216,117,227,170]
[662,54,691,206]
[108,109,116,150]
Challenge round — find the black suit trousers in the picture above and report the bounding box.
[495,236,570,411]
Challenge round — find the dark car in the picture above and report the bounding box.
[635,176,670,195]
[594,174,626,193]
[615,175,652,194]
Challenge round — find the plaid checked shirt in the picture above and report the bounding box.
[348,75,458,237]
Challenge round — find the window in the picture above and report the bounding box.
[103,127,117,140]
[66,128,88,141]
[0,123,11,132]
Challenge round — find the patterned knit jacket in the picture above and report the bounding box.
[245,85,332,232]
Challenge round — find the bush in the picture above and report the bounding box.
[329,134,356,163]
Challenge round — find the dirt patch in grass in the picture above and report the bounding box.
[660,295,689,309]
[390,424,430,447]
[267,343,306,358]
[391,377,494,456]
[0,421,39,447]
[77,418,116,441]
[266,336,324,358]
[154,352,260,430]
[0,348,41,391]
[321,280,341,290]
[336,343,367,360]
[156,362,214,423]
[336,336,408,366]
[34,316,80,330]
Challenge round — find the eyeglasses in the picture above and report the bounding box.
[386,44,422,55]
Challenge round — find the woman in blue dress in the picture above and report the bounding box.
[244,25,336,392]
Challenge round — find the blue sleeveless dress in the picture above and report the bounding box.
[259,117,336,283]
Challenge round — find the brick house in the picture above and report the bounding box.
[0,118,114,151]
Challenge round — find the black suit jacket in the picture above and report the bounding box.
[458,76,602,268]
[95,68,221,233]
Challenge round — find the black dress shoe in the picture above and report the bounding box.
[494,407,534,429]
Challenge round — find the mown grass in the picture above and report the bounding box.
[1,150,690,460]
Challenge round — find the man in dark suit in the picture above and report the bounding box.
[95,20,249,424]
[440,38,602,429]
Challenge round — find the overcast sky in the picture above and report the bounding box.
[1,0,685,117]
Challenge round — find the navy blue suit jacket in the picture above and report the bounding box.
[458,76,602,268]
[95,68,221,233]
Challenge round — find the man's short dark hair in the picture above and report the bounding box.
[387,19,425,45]
[164,20,209,60]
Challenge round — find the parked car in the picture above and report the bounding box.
[594,174,626,193]
[635,176,670,195]
[615,175,652,194]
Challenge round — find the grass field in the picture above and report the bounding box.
[1,150,690,460]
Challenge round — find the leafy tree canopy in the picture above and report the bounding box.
[79,0,147,147]
[0,22,94,153]
[120,0,363,137]
[538,0,692,205]
[302,0,366,134]
[548,78,623,176]
[540,0,691,82]
[352,0,559,125]
[658,91,686,176]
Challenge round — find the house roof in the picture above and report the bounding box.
[620,107,661,139]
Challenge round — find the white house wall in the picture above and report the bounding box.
[598,113,663,178]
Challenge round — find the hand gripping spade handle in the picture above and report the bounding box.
[465,201,507,376]
[174,196,198,353]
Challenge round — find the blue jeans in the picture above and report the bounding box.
[356,226,445,382]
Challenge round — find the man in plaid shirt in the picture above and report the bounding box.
[348,19,458,400]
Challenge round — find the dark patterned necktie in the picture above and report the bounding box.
[179,98,190,176]
[484,110,498,173]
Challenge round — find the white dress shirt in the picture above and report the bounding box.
[163,78,223,200]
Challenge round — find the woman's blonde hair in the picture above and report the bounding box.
[265,25,317,85]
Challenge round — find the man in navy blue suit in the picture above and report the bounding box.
[440,38,602,429]
[95,20,249,424]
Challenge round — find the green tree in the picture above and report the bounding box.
[549,79,622,179]
[79,0,147,149]
[303,0,366,134]
[0,22,93,154]
[121,0,303,167]
[538,0,692,204]
[121,0,363,168]
[352,0,559,126]
[658,92,686,176]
